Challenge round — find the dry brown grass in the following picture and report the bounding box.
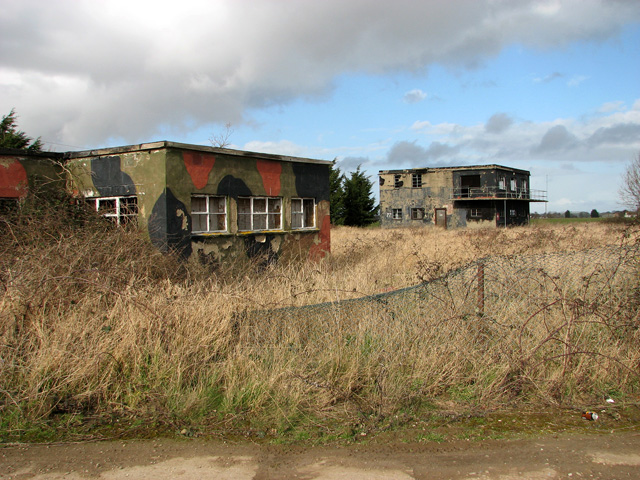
[1,198,638,441]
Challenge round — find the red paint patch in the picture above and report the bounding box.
[183,152,216,190]
[0,160,28,198]
[310,215,331,261]
[257,160,281,196]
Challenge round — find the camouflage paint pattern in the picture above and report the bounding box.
[65,142,331,263]
[0,151,64,199]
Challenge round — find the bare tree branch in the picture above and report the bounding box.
[619,151,640,212]
[209,122,234,148]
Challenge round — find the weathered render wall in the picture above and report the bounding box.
[0,151,63,199]
[380,165,533,229]
[379,169,464,228]
[67,148,167,237]
[67,144,331,263]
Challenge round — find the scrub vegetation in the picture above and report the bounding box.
[1,193,639,443]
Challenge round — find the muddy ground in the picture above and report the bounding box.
[2,406,640,479]
[2,431,640,479]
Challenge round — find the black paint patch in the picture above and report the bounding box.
[217,175,252,199]
[291,163,330,201]
[91,156,136,197]
[244,235,278,267]
[149,188,192,258]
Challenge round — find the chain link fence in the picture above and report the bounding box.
[241,244,640,347]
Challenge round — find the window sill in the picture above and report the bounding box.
[191,228,320,238]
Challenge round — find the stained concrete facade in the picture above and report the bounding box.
[379,165,546,229]
[1,142,331,263]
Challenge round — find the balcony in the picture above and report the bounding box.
[451,187,547,202]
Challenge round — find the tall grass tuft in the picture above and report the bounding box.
[1,194,638,440]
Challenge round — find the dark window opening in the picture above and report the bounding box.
[460,175,481,197]
[412,174,422,188]
[411,207,425,220]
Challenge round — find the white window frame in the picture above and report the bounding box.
[237,196,282,232]
[470,208,481,217]
[510,178,517,191]
[392,208,402,220]
[191,195,227,233]
[291,197,316,230]
[86,195,138,226]
[412,174,422,188]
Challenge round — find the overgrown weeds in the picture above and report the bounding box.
[1,195,638,443]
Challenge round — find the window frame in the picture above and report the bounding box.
[394,174,402,188]
[410,207,425,220]
[86,195,138,226]
[392,208,403,220]
[412,174,423,188]
[237,196,282,232]
[291,197,316,230]
[191,194,227,233]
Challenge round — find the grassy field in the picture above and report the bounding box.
[1,197,639,443]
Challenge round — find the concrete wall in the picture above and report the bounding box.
[66,143,331,263]
[0,151,63,199]
[379,169,462,228]
[379,166,531,229]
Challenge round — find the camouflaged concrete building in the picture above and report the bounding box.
[379,165,546,229]
[1,141,331,262]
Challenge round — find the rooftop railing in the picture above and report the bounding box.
[451,187,547,201]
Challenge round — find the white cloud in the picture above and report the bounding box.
[403,89,427,103]
[2,0,639,148]
[567,75,589,87]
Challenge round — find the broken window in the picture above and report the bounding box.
[191,195,227,233]
[470,208,481,217]
[498,177,506,190]
[394,175,403,188]
[412,174,422,188]
[510,178,517,191]
[291,198,315,229]
[86,195,138,225]
[392,208,402,219]
[410,207,424,220]
[238,196,282,232]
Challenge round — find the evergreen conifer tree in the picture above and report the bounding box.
[0,109,42,152]
[342,166,378,226]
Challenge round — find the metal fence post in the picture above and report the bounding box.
[477,261,485,316]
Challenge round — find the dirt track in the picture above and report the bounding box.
[2,431,640,479]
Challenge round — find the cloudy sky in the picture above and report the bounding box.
[2,0,639,213]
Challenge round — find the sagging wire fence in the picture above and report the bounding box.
[240,244,640,351]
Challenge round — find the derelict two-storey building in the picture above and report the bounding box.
[379,165,546,228]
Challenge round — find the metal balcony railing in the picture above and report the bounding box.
[451,187,547,201]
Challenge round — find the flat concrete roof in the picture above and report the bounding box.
[64,141,332,165]
[379,164,530,175]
